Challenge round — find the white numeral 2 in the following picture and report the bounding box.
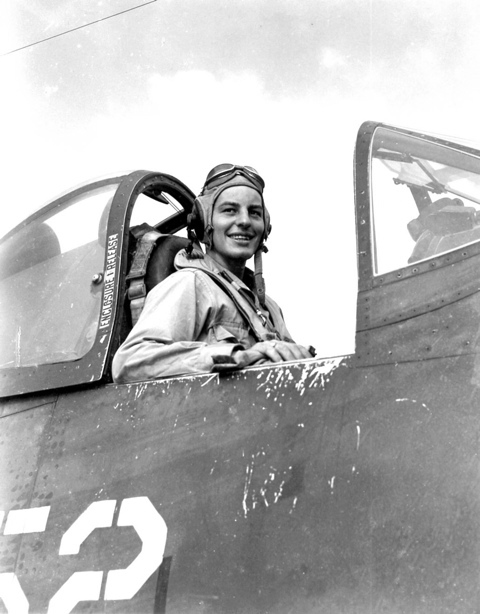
[0,497,167,614]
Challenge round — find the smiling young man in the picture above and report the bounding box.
[209,185,264,279]
[112,165,313,382]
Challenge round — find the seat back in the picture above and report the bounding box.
[124,228,190,331]
[145,235,190,292]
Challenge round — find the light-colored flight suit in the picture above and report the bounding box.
[112,250,292,382]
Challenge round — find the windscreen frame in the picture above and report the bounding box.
[355,122,480,291]
[0,170,195,399]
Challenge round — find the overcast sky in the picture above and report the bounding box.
[2,0,480,356]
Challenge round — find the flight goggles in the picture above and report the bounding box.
[201,164,265,194]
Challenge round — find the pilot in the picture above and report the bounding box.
[112,164,313,382]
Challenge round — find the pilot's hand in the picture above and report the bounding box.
[234,340,313,367]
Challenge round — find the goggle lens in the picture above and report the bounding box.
[203,164,265,191]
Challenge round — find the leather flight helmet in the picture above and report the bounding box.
[188,164,271,249]
[187,164,271,306]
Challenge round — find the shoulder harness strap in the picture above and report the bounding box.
[126,224,165,327]
[189,267,279,343]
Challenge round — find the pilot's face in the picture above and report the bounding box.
[209,186,264,272]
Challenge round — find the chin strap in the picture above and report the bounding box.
[254,246,268,308]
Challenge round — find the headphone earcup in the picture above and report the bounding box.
[188,200,206,241]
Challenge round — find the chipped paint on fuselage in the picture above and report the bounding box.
[2,338,480,612]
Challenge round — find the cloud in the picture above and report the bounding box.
[320,47,347,70]
[5,0,480,354]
